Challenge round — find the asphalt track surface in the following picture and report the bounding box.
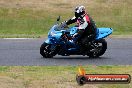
[0,38,132,66]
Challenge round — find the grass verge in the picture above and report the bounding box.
[0,66,131,88]
[0,0,131,38]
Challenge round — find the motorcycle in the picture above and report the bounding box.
[40,16,113,58]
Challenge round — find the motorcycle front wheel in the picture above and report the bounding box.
[40,43,58,58]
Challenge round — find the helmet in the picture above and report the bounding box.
[75,5,85,18]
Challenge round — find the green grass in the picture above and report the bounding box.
[0,0,131,38]
[0,66,131,88]
[0,8,56,38]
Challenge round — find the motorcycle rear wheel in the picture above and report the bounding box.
[88,39,107,58]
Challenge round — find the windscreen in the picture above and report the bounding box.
[53,24,69,31]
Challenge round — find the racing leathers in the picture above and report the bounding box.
[66,13,97,44]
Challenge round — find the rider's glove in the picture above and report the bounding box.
[60,21,68,28]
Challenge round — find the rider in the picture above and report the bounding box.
[64,5,97,45]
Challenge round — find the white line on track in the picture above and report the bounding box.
[3,38,35,40]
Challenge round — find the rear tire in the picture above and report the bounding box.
[40,43,57,58]
[88,39,107,58]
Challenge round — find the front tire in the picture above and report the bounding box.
[40,43,57,58]
[88,39,107,58]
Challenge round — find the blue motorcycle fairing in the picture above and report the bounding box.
[96,28,113,40]
[69,27,78,35]
[69,27,113,40]
[45,38,53,44]
[45,25,77,44]
[44,25,113,53]
[45,37,64,44]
